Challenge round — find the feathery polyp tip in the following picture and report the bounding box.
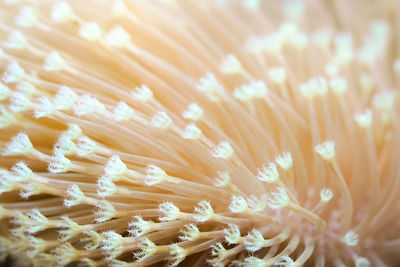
[242,256,266,267]
[193,201,214,222]
[97,175,117,198]
[51,1,75,23]
[54,134,75,156]
[26,209,49,234]
[329,77,348,95]
[3,132,33,156]
[95,201,116,223]
[214,171,231,187]
[0,83,11,100]
[320,187,333,202]
[132,84,153,102]
[257,162,279,183]
[54,86,77,111]
[373,91,394,111]
[168,244,186,267]
[113,101,134,122]
[275,152,293,170]
[16,80,36,94]
[64,124,82,140]
[44,51,65,71]
[112,0,128,18]
[145,164,166,186]
[244,229,265,252]
[81,231,102,250]
[57,216,80,241]
[105,155,127,180]
[268,188,290,209]
[64,184,85,207]
[128,216,152,237]
[2,61,25,83]
[134,238,157,262]
[182,123,202,140]
[74,94,105,116]
[16,6,38,27]
[52,243,77,266]
[4,31,27,50]
[12,161,33,182]
[159,202,180,221]
[220,54,242,75]
[76,136,96,157]
[224,224,241,245]
[9,92,31,112]
[182,103,203,121]
[34,96,55,118]
[179,224,200,241]
[355,257,371,267]
[212,141,234,159]
[151,111,172,129]
[104,25,131,48]
[247,195,267,213]
[354,110,372,128]
[343,231,359,246]
[315,141,335,161]
[196,73,224,101]
[101,231,124,259]
[268,67,287,85]
[48,154,71,173]
[210,243,227,263]
[79,22,103,41]
[229,195,248,213]
[300,76,328,98]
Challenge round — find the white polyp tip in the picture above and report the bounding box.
[55,134,76,156]
[64,184,84,207]
[113,101,134,122]
[229,195,248,214]
[51,1,75,23]
[0,107,13,129]
[128,216,151,237]
[329,77,347,95]
[373,91,395,111]
[64,124,82,139]
[76,136,96,157]
[34,96,55,118]
[26,209,49,234]
[220,54,242,75]
[355,257,371,267]
[275,152,293,170]
[159,202,180,221]
[182,123,202,140]
[20,182,41,199]
[214,171,231,187]
[268,188,290,209]
[81,231,102,250]
[4,31,27,50]
[104,155,127,180]
[212,141,234,160]
[101,230,124,259]
[268,67,287,85]
[74,94,105,116]
[132,84,153,102]
[210,243,227,264]
[12,161,33,182]
[145,164,166,186]
[244,229,265,252]
[247,195,267,213]
[234,80,268,102]
[300,76,328,98]
[48,154,71,173]
[112,0,127,18]
[2,61,25,83]
[97,175,117,198]
[54,85,77,111]
[193,201,214,223]
[79,22,103,41]
[16,81,36,95]
[168,244,186,267]
[0,83,11,101]
[104,25,131,48]
[16,6,38,27]
[57,216,80,241]
[243,0,260,10]
[354,109,372,128]
[52,243,77,266]
[134,238,157,262]
[324,63,339,78]
[343,231,359,246]
[242,257,266,267]
[95,201,116,223]
[315,141,335,161]
[224,224,241,245]
[151,111,172,129]
[3,132,33,156]
[182,103,203,121]
[44,51,65,71]
[179,224,200,241]
[196,73,224,101]
[9,92,31,112]
[257,162,279,183]
[320,187,333,202]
